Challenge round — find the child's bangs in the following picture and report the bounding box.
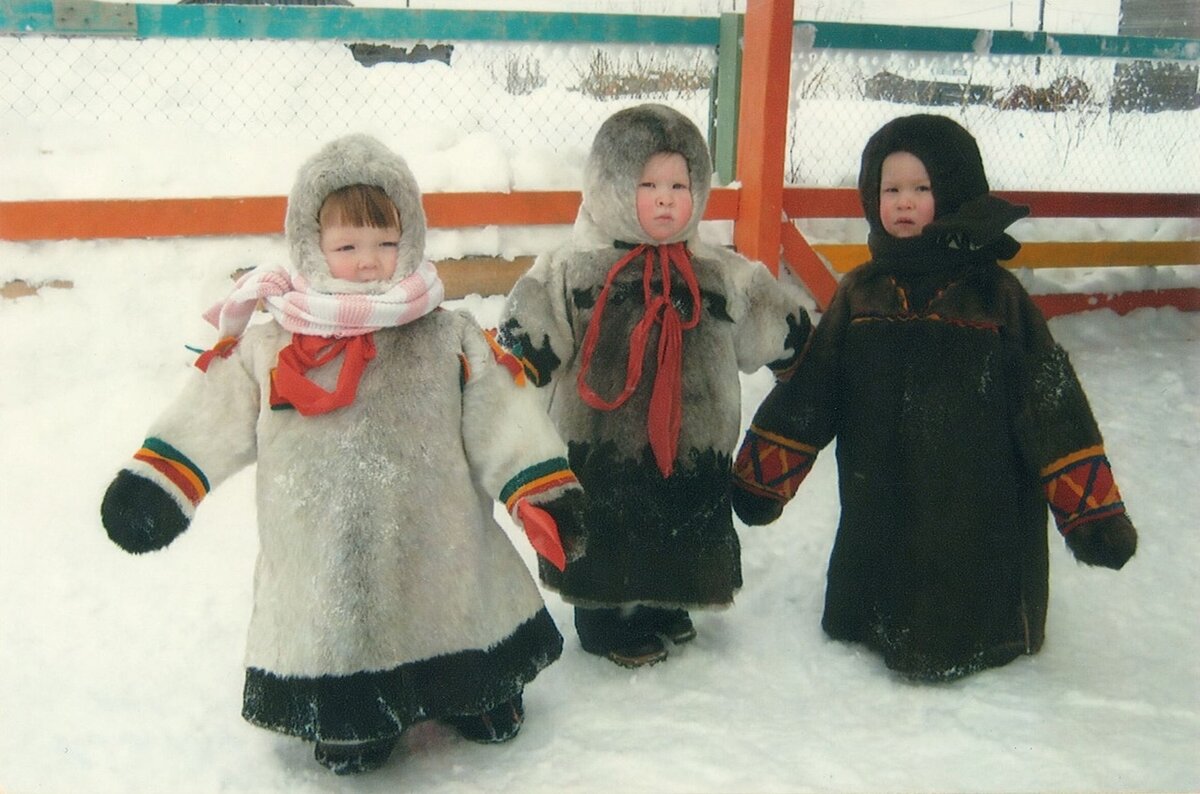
[319,184,401,229]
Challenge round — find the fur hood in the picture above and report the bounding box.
[858,114,991,235]
[575,104,712,247]
[285,134,428,295]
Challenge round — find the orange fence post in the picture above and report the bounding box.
[732,0,793,275]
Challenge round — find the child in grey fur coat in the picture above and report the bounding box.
[496,104,810,668]
[100,134,585,775]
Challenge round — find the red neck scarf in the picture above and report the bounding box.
[272,332,377,416]
[577,242,701,477]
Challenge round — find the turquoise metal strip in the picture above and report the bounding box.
[3,0,719,43]
[794,19,1199,62]
[3,1,1193,62]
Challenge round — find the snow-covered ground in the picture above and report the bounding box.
[2,5,1199,791]
[1,247,1198,793]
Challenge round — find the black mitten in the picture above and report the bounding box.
[731,485,784,526]
[101,470,191,554]
[1065,513,1137,570]
[536,489,588,563]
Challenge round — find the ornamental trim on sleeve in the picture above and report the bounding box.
[500,457,580,515]
[734,426,818,503]
[194,336,239,373]
[485,328,535,386]
[132,437,210,506]
[1040,444,1125,534]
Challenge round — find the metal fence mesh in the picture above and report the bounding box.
[786,45,1200,192]
[2,31,1197,194]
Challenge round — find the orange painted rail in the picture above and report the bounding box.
[0,189,741,242]
[816,241,1200,273]
[1033,288,1200,318]
[3,186,1196,318]
[3,187,1195,242]
[781,188,1200,219]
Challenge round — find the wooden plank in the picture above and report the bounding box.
[1,191,1194,254]
[732,0,794,274]
[782,188,863,218]
[0,196,287,241]
[5,1,719,43]
[424,191,579,228]
[781,188,1200,219]
[437,255,533,300]
[997,191,1200,218]
[781,223,837,310]
[713,12,744,186]
[815,241,1200,273]
[0,189,742,241]
[1033,288,1200,318]
[794,20,1200,62]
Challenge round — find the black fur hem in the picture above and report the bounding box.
[544,443,742,604]
[241,608,562,742]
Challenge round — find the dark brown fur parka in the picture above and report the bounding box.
[733,115,1137,681]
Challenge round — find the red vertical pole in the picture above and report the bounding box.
[733,0,793,275]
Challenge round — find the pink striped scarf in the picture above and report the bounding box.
[203,260,444,339]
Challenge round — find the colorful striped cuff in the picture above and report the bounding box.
[501,457,579,514]
[1040,444,1125,534]
[132,437,210,507]
[734,426,818,503]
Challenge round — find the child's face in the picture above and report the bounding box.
[879,151,935,238]
[319,223,401,283]
[635,152,693,242]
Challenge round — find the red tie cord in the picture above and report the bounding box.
[576,243,701,477]
[273,332,378,416]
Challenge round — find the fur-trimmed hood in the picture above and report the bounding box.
[575,104,712,247]
[285,134,428,295]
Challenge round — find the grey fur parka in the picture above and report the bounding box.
[497,105,810,610]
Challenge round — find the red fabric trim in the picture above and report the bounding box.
[272,332,377,416]
[576,243,701,477]
[193,336,239,373]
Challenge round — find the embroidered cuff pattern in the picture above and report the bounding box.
[734,426,818,503]
[1040,445,1125,534]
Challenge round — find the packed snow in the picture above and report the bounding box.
[2,237,1198,793]
[2,3,1199,792]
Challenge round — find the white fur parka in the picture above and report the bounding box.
[103,135,578,743]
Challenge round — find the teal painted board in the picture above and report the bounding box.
[135,7,718,43]
[1,0,718,43]
[1,0,55,32]
[794,19,1199,62]
[713,12,743,185]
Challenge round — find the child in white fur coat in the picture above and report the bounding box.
[100,134,585,775]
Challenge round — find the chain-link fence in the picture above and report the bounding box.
[2,27,1197,194]
[1,35,714,166]
[786,46,1200,192]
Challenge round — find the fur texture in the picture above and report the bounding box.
[103,136,578,745]
[286,134,428,294]
[735,114,1135,681]
[499,105,809,610]
[576,103,713,247]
